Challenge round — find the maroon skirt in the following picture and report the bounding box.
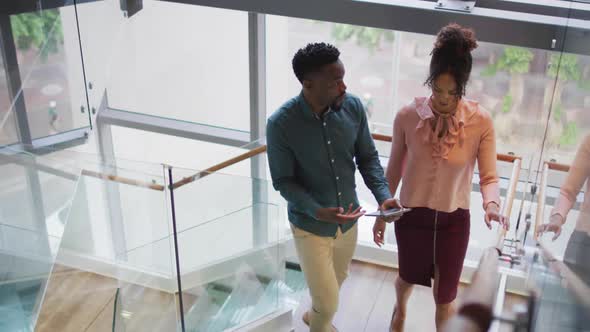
[394,207,470,304]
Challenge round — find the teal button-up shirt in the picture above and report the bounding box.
[267,92,391,237]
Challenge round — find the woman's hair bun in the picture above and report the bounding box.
[433,23,477,57]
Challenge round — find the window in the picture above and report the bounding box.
[11,8,90,140]
[73,1,251,132]
[263,12,589,260]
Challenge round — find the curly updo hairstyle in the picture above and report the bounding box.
[425,23,478,97]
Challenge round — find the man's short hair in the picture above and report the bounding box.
[292,42,340,83]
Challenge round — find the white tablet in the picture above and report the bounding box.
[365,207,412,218]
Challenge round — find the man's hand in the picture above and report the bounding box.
[536,214,565,241]
[316,204,365,224]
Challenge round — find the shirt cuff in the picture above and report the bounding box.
[550,194,573,222]
[481,182,501,211]
[303,199,323,219]
[375,190,393,206]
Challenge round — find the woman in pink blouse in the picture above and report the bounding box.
[536,135,590,330]
[373,24,507,331]
[537,134,590,277]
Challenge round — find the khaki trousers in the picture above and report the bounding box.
[291,223,358,332]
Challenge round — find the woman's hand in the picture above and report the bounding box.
[536,214,565,241]
[484,202,508,230]
[380,198,404,223]
[373,219,386,247]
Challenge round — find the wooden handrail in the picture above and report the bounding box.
[163,133,387,190]
[171,145,267,190]
[495,158,522,252]
[442,247,500,332]
[534,162,550,241]
[370,133,521,163]
[538,242,590,312]
[497,153,521,163]
[167,133,523,191]
[371,133,392,142]
[546,161,570,173]
[1,152,166,191]
[81,169,165,191]
[535,160,572,240]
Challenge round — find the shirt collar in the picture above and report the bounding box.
[298,91,317,120]
[414,96,477,125]
[298,91,341,120]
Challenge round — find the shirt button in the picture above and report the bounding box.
[336,176,340,180]
[323,122,327,126]
[338,192,342,196]
[331,159,335,163]
[327,140,331,145]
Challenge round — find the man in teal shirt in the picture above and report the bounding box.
[267,43,400,332]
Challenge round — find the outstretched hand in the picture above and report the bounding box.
[316,203,365,224]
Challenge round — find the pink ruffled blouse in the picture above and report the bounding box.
[386,97,501,213]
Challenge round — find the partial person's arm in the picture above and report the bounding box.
[266,119,322,218]
[354,99,392,205]
[385,110,407,198]
[477,113,501,210]
[550,135,590,222]
[373,109,406,247]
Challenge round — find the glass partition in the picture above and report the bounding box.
[525,1,588,265]
[0,147,294,331]
[528,242,590,331]
[33,158,181,331]
[169,166,288,331]
[512,3,590,331]
[0,149,81,331]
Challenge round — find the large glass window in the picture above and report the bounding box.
[534,12,590,263]
[264,13,588,263]
[266,16,573,159]
[10,6,90,140]
[266,16,396,130]
[74,1,250,132]
[542,51,590,165]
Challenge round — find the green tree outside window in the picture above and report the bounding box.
[10,9,63,61]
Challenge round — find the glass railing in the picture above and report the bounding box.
[176,204,282,331]
[527,238,590,332]
[1,147,295,331]
[0,148,81,332]
[45,160,179,331]
[169,166,286,331]
[528,154,589,331]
